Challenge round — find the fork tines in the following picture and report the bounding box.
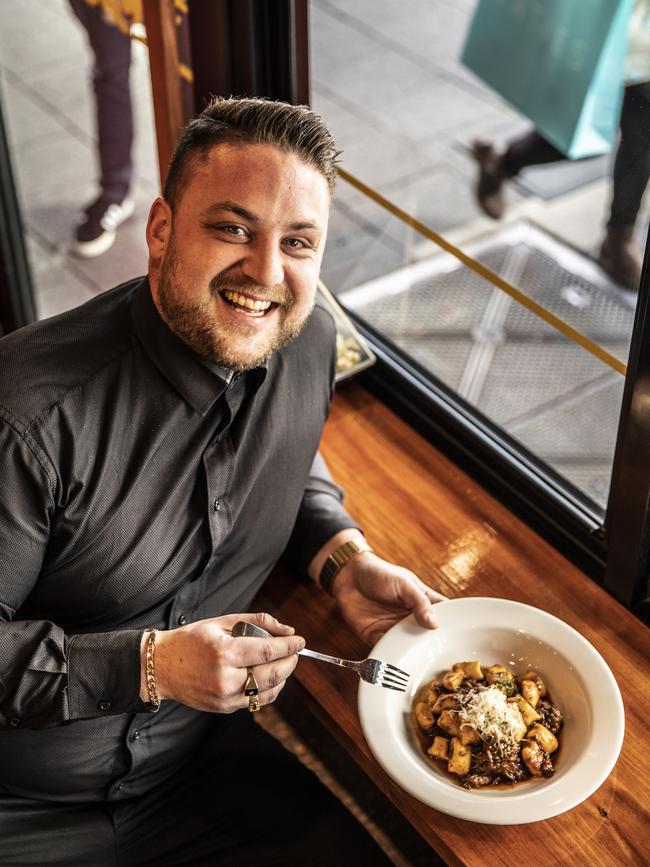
[378,661,410,692]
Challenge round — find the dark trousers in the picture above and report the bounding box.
[0,712,393,867]
[69,0,133,203]
[502,83,650,228]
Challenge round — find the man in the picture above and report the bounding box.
[0,97,444,864]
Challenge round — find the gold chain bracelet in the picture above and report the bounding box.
[145,628,161,708]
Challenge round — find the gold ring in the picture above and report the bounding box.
[244,668,261,713]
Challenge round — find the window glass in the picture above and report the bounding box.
[312,0,650,509]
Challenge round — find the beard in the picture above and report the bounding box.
[156,242,315,371]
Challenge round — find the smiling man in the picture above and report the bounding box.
[153,141,329,371]
[0,97,444,865]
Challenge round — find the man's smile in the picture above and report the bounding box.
[217,287,283,320]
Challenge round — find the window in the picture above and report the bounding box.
[310,0,650,616]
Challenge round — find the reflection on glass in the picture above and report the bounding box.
[311,0,650,509]
[0,1,170,319]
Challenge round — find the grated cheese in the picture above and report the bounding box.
[459,685,524,748]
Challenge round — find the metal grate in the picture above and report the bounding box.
[339,222,634,508]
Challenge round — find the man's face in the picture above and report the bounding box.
[147,142,331,371]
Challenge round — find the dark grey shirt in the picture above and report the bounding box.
[0,277,356,802]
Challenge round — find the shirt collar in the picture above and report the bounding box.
[131,278,267,416]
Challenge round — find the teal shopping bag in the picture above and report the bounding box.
[461,0,634,158]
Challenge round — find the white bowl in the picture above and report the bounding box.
[358,597,624,825]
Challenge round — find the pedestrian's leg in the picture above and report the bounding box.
[472,130,565,219]
[501,130,566,176]
[68,0,135,257]
[608,84,650,228]
[69,0,133,201]
[599,84,650,289]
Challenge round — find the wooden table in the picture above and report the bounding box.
[258,383,650,867]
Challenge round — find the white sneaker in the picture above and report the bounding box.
[72,195,135,258]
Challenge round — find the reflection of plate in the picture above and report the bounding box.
[316,281,376,382]
[358,597,624,825]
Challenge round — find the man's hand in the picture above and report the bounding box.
[140,612,304,713]
[331,551,446,646]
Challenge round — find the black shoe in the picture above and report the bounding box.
[472,139,506,220]
[597,226,642,292]
[72,195,135,258]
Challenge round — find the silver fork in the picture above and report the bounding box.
[230,620,410,692]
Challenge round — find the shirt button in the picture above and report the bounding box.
[9,717,20,728]
[213,498,221,512]
[177,614,187,625]
[132,730,141,740]
[98,699,111,712]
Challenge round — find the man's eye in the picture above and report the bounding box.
[284,238,309,249]
[203,222,248,238]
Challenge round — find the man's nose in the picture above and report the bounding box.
[241,240,285,288]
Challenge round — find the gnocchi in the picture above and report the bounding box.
[412,662,563,788]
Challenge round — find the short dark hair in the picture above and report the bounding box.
[163,96,340,209]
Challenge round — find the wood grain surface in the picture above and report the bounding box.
[257,383,650,867]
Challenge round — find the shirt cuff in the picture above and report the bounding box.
[284,488,361,577]
[67,629,144,720]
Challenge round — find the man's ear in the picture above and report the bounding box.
[146,196,172,268]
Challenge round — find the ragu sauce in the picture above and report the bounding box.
[411,661,564,790]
